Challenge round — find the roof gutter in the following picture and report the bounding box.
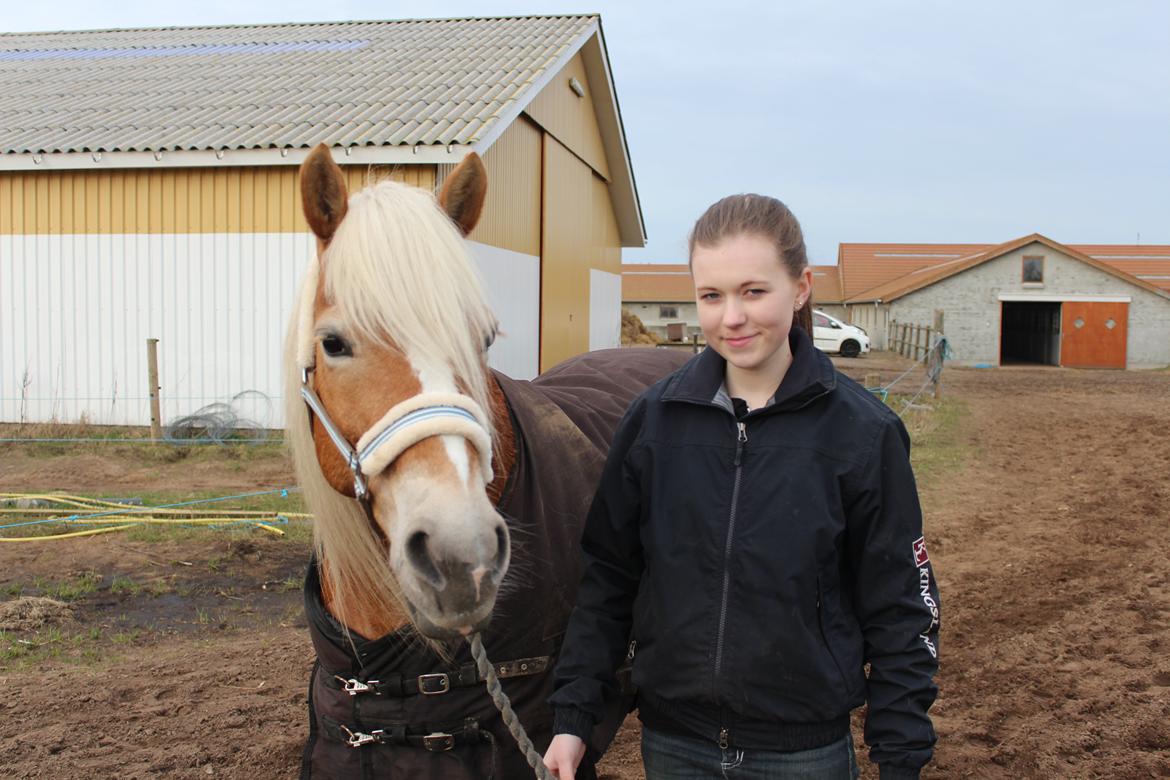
[0,143,478,171]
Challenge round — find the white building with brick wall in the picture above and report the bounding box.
[844,235,1170,369]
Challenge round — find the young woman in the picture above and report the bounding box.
[543,195,939,779]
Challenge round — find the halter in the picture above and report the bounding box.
[299,368,494,501]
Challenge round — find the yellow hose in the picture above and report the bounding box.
[0,491,305,542]
[0,524,139,542]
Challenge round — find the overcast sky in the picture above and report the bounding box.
[6,1,1168,264]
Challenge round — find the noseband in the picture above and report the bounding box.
[299,367,494,501]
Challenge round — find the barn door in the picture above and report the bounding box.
[1060,301,1128,369]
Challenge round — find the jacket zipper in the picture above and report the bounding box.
[712,421,747,687]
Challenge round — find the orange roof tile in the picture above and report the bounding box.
[622,263,694,303]
[1076,246,1170,292]
[837,243,990,300]
[846,236,1170,303]
[810,264,843,304]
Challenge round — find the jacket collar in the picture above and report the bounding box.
[662,326,837,412]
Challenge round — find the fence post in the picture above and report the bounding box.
[887,319,895,352]
[147,339,162,440]
[932,310,945,399]
[901,323,910,358]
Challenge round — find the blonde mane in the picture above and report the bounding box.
[284,176,498,640]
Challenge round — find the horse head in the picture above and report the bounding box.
[286,144,510,642]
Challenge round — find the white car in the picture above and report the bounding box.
[813,310,870,358]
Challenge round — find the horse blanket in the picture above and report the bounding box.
[299,348,691,779]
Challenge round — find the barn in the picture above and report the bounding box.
[842,235,1170,369]
[0,15,640,426]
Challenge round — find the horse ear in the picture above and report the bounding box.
[438,152,487,236]
[300,144,349,243]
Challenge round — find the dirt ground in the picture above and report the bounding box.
[1,355,1169,779]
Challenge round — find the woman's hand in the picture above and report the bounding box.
[543,733,586,779]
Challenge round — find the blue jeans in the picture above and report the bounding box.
[641,726,860,779]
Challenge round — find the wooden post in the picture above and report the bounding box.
[917,324,926,360]
[692,333,700,354]
[901,323,910,358]
[932,310,945,399]
[147,338,161,440]
[887,319,896,353]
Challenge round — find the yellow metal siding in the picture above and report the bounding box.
[540,136,623,371]
[524,52,611,181]
[462,115,543,257]
[592,172,621,276]
[0,164,436,234]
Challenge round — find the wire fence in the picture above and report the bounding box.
[866,335,952,412]
[1,391,283,446]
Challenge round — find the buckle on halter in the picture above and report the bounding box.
[422,731,455,752]
[417,672,450,695]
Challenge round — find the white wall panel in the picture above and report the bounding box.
[589,269,621,351]
[467,240,540,380]
[1,233,315,427]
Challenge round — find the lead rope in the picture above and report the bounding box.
[467,633,555,780]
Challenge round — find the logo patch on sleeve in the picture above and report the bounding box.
[912,536,930,567]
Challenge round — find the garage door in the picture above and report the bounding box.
[1061,301,1128,369]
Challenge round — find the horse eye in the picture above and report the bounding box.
[321,334,352,357]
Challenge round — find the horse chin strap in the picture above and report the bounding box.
[299,367,494,502]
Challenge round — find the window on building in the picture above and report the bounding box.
[1022,256,1044,284]
[659,305,679,319]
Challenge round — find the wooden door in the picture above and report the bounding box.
[1060,301,1128,369]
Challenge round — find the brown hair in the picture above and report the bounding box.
[688,194,813,334]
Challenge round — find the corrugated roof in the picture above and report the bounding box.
[841,242,1170,301]
[622,263,694,303]
[0,16,596,154]
[837,243,988,300]
[848,235,1170,303]
[810,264,843,304]
[1073,246,1170,293]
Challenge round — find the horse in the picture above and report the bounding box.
[285,144,689,779]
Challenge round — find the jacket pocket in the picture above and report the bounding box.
[815,575,853,700]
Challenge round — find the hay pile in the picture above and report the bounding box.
[621,310,661,346]
[0,597,73,632]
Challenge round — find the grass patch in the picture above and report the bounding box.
[31,571,102,602]
[111,628,142,645]
[109,576,142,597]
[0,625,106,670]
[0,422,288,461]
[897,395,972,488]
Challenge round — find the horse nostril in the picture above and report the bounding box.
[493,523,509,575]
[406,531,444,590]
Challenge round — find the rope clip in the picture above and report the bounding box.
[340,724,382,748]
[335,675,378,696]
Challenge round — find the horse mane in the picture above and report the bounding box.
[284,176,498,643]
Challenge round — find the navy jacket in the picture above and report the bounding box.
[549,328,939,779]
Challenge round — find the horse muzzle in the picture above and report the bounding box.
[393,513,511,639]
